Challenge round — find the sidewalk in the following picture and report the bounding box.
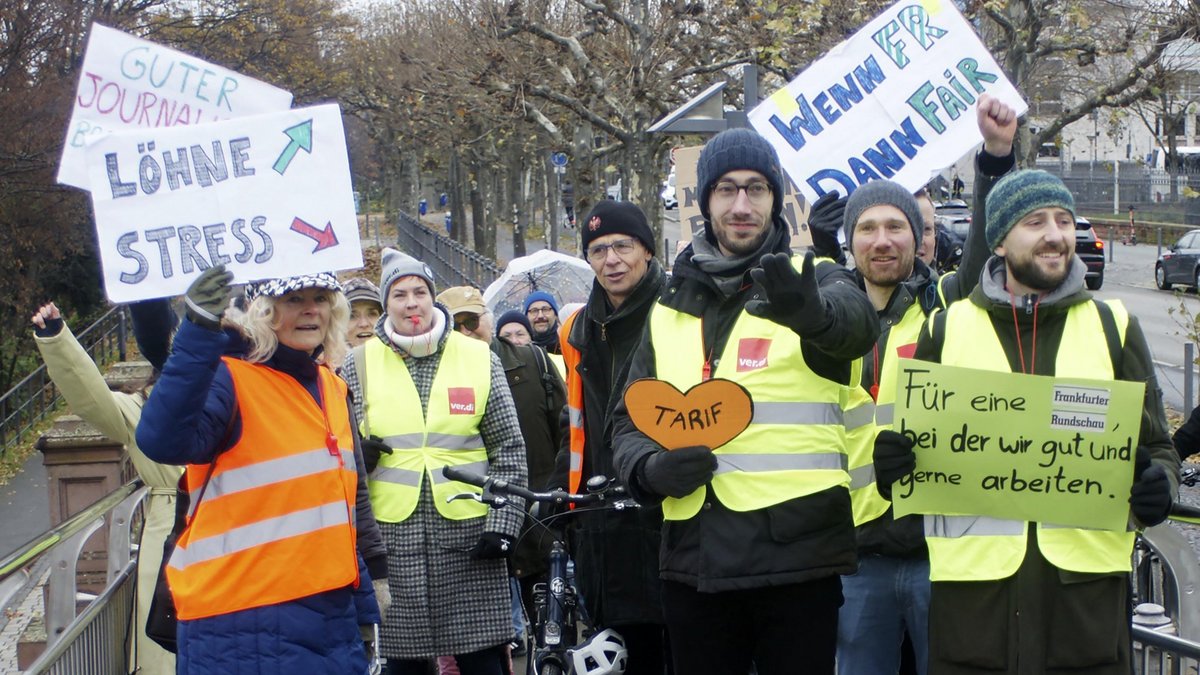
[0,451,50,560]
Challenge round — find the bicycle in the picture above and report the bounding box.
[442,465,639,675]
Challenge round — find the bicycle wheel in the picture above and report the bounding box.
[538,663,562,675]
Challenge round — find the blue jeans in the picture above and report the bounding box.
[836,555,930,675]
[509,577,525,638]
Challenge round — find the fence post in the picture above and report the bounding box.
[1109,226,1115,263]
[1186,343,1195,412]
[1158,226,1163,260]
[117,308,127,361]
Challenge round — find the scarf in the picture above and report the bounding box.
[690,222,787,298]
[384,307,447,358]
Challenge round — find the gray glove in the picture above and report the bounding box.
[372,577,392,617]
[185,265,233,331]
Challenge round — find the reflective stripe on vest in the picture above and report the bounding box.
[648,266,850,521]
[560,311,588,498]
[925,299,1134,581]
[364,332,492,522]
[167,359,358,620]
[850,302,927,526]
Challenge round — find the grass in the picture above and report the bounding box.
[0,411,61,485]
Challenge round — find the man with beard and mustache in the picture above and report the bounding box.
[524,291,562,354]
[873,170,1177,675]
[833,94,1017,675]
[610,127,879,674]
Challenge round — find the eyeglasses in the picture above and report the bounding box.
[527,306,556,316]
[455,314,481,331]
[586,238,639,262]
[712,181,772,203]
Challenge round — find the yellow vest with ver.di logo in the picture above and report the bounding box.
[364,332,492,522]
[648,265,851,521]
[925,299,1134,581]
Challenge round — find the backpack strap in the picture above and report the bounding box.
[1092,299,1125,377]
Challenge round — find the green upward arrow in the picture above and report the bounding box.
[273,119,314,175]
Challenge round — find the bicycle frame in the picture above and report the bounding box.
[531,540,578,674]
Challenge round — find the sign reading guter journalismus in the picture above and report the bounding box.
[58,23,293,190]
[891,359,1144,532]
[84,104,363,303]
[748,0,1027,203]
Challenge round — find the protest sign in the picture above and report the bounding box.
[85,103,362,303]
[891,359,1144,531]
[674,144,813,250]
[748,0,1027,203]
[624,378,753,451]
[59,23,293,190]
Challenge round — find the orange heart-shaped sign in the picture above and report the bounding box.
[623,378,754,451]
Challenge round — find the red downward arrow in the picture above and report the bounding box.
[290,217,339,252]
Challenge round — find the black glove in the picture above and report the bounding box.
[873,430,916,500]
[470,531,515,559]
[1130,446,1172,526]
[185,265,233,331]
[806,191,848,264]
[361,436,393,473]
[638,445,718,499]
[746,251,832,339]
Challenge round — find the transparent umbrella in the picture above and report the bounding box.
[482,249,595,316]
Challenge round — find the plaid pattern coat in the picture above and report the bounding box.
[343,305,528,659]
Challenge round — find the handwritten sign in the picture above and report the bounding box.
[892,359,1144,531]
[623,378,753,450]
[58,23,293,190]
[84,103,362,303]
[748,0,1027,203]
[674,145,813,251]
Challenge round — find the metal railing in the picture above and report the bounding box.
[0,480,146,675]
[1135,524,1200,673]
[0,307,128,454]
[394,210,501,290]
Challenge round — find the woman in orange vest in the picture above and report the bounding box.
[137,266,380,674]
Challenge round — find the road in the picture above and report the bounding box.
[1090,242,1199,414]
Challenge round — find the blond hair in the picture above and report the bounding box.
[238,290,350,366]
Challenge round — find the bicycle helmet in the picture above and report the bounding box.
[567,628,628,675]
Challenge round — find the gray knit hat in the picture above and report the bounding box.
[379,247,435,305]
[985,170,1075,250]
[843,180,924,250]
[695,128,785,240]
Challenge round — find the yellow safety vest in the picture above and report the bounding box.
[849,301,927,526]
[648,271,851,521]
[364,332,492,522]
[926,299,1133,581]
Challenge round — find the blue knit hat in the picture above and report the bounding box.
[523,291,559,315]
[985,170,1075,250]
[495,310,533,337]
[842,180,924,251]
[695,128,785,240]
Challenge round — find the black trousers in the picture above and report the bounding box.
[661,576,842,675]
[612,622,672,675]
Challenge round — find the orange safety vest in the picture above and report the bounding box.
[560,311,586,497]
[166,358,360,620]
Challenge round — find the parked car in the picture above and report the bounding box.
[1156,228,1200,291]
[935,199,970,221]
[1075,216,1105,290]
[661,169,677,210]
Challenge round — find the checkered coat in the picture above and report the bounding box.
[343,305,527,659]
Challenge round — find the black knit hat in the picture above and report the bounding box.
[580,200,656,257]
[695,128,785,240]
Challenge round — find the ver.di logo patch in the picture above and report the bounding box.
[737,338,771,372]
[448,387,476,414]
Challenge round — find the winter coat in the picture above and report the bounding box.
[855,149,1014,558]
[1174,405,1200,463]
[342,304,528,659]
[916,256,1177,675]
[136,319,379,675]
[553,259,668,627]
[34,318,180,675]
[491,337,566,580]
[611,226,880,592]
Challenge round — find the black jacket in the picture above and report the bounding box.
[492,337,566,579]
[611,226,879,592]
[856,149,1013,558]
[551,260,668,627]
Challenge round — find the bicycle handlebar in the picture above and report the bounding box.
[441,464,630,508]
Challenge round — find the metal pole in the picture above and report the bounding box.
[1108,226,1115,263]
[1158,226,1163,260]
[1113,160,1119,214]
[1187,342,1195,412]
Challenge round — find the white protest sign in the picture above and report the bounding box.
[749,0,1027,203]
[59,23,293,190]
[85,103,363,303]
